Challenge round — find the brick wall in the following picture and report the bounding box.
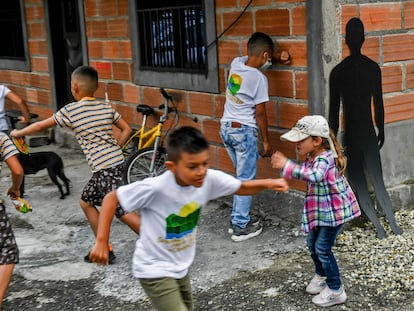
[1,0,413,192]
[340,1,414,123]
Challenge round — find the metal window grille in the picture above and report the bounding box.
[137,4,206,73]
[0,2,25,59]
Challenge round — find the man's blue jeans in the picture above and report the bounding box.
[220,122,258,228]
[307,225,343,290]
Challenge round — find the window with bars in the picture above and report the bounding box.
[130,0,219,93]
[0,0,30,70]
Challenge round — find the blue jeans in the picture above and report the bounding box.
[220,122,258,228]
[307,225,343,290]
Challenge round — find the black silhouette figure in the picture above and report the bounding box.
[329,17,402,239]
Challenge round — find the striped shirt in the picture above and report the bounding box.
[0,132,19,175]
[54,98,124,172]
[282,150,361,233]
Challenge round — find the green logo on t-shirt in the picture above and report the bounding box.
[228,74,242,95]
[165,202,201,239]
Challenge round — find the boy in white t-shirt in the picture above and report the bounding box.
[90,126,288,311]
[0,85,31,133]
[220,32,290,242]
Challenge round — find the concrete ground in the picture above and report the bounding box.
[1,143,414,310]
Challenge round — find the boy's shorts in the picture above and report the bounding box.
[139,274,193,311]
[0,201,19,265]
[81,164,127,218]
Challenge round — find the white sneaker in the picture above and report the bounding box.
[312,286,347,307]
[306,274,327,294]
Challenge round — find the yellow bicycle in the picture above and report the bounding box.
[122,88,177,184]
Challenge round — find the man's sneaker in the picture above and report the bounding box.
[312,286,347,307]
[231,221,263,242]
[306,274,327,294]
[228,215,261,234]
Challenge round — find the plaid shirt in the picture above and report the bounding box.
[282,150,361,233]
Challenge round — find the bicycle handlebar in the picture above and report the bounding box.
[160,88,173,101]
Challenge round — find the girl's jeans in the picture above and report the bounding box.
[306,225,343,290]
[220,122,258,229]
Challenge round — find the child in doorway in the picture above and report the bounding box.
[0,132,24,309]
[89,126,289,311]
[271,115,361,307]
[0,85,31,134]
[10,66,141,263]
[220,32,290,242]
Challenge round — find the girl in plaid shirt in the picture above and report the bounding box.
[271,115,360,308]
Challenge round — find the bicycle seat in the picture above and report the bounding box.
[136,105,154,116]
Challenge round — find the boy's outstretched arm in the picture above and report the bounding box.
[236,178,288,195]
[89,190,119,265]
[10,117,56,137]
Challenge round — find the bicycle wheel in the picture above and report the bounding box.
[123,147,168,184]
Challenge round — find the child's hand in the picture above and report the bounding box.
[271,151,287,169]
[270,178,289,192]
[7,187,20,199]
[89,243,109,265]
[278,50,291,65]
[10,129,22,138]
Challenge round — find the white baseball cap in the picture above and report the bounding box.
[281,115,338,157]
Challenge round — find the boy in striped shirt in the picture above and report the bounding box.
[10,66,141,263]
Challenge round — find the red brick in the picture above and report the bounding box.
[360,37,380,63]
[107,18,129,38]
[215,95,225,118]
[120,41,132,59]
[276,40,307,67]
[177,115,203,130]
[219,68,227,93]
[266,99,277,127]
[123,84,140,104]
[103,41,120,59]
[266,71,293,98]
[383,93,414,123]
[341,5,359,34]
[113,62,131,81]
[203,119,221,144]
[240,0,270,6]
[93,62,112,79]
[257,156,274,179]
[360,3,402,32]
[295,71,308,100]
[91,20,108,37]
[405,2,414,29]
[256,9,290,36]
[26,89,38,103]
[216,0,238,8]
[118,0,129,15]
[217,146,235,175]
[25,6,43,20]
[222,11,253,37]
[189,92,215,116]
[88,41,103,59]
[406,62,414,89]
[382,65,402,94]
[292,6,306,36]
[31,57,49,72]
[218,40,239,67]
[279,102,307,129]
[37,90,51,105]
[143,87,164,107]
[100,0,118,17]
[107,83,123,102]
[114,104,135,124]
[383,34,414,62]
[85,0,98,17]
[29,22,45,38]
[275,0,305,2]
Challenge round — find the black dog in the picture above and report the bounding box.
[17,152,71,199]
